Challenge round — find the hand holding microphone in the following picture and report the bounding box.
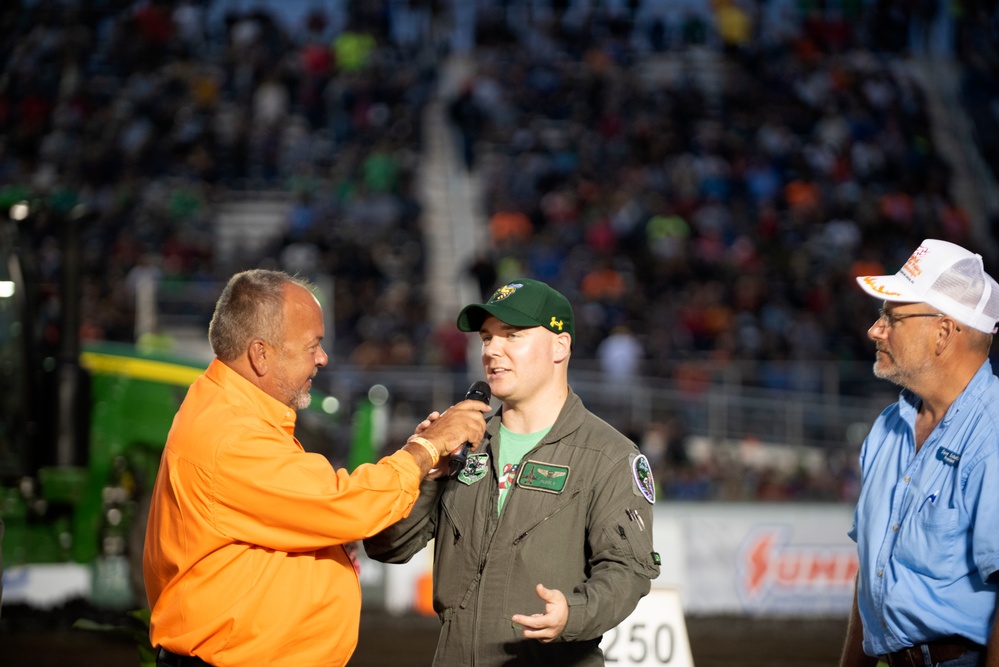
[449,381,491,478]
[405,381,490,477]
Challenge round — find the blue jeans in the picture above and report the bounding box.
[883,648,985,667]
[935,649,983,667]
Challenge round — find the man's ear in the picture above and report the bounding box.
[553,332,572,362]
[248,339,269,377]
[936,318,962,355]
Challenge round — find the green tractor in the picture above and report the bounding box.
[2,340,208,609]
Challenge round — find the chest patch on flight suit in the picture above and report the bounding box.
[516,460,569,493]
[632,454,656,504]
[457,453,489,485]
[936,447,960,467]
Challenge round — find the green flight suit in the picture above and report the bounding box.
[365,390,661,666]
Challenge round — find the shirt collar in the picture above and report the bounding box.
[487,387,584,444]
[946,360,997,421]
[899,359,995,425]
[205,358,298,433]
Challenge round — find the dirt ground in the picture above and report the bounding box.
[350,612,849,667]
[1,602,848,667]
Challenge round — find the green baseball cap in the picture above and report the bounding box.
[457,278,575,341]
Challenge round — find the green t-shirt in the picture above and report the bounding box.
[496,423,551,514]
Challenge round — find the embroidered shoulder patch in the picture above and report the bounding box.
[936,447,961,467]
[632,454,656,504]
[457,453,489,485]
[516,460,569,494]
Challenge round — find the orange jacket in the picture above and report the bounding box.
[143,359,422,666]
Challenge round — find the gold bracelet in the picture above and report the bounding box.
[408,436,440,468]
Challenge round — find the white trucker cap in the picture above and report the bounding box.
[856,239,999,334]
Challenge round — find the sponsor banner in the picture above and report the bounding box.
[654,503,856,615]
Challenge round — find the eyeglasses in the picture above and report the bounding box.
[876,308,959,330]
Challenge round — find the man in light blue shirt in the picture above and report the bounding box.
[841,239,999,667]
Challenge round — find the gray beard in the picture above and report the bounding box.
[290,389,312,410]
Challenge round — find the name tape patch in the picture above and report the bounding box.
[516,460,569,494]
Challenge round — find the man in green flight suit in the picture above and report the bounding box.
[365,278,661,666]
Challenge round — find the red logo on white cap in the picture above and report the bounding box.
[900,245,930,279]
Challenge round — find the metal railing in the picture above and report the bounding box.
[311,364,896,456]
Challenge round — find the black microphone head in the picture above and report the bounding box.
[451,380,491,479]
[465,380,491,403]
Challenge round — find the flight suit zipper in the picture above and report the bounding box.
[512,490,581,545]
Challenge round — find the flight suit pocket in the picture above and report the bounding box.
[611,509,661,579]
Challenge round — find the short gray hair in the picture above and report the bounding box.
[966,327,994,356]
[208,269,314,361]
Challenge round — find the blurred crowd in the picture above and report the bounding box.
[2,0,997,503]
[462,0,998,396]
[0,0,437,363]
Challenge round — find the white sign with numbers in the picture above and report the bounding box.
[600,588,694,666]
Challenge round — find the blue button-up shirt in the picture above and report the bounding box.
[850,361,999,656]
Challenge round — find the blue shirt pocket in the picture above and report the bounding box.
[893,504,960,580]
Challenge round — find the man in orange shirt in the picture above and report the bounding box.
[143,269,488,667]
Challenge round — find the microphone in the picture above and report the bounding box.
[449,380,491,478]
